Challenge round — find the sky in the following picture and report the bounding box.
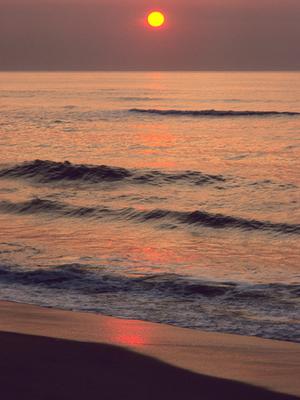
[0,0,299,71]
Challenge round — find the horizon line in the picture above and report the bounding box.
[1,69,300,73]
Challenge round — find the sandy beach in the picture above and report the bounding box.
[0,300,299,400]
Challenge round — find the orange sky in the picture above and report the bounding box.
[0,0,299,70]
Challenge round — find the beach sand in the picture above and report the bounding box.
[0,300,299,400]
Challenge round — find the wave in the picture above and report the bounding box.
[0,160,131,183]
[1,263,299,301]
[0,160,225,186]
[0,264,232,297]
[129,108,300,117]
[0,198,299,235]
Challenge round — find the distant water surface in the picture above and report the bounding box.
[0,72,299,342]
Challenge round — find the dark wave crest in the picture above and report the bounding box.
[0,264,232,297]
[0,160,225,186]
[1,263,299,301]
[0,198,299,235]
[130,108,300,117]
[0,160,131,183]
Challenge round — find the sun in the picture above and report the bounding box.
[147,11,165,28]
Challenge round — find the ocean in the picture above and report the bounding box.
[0,71,299,342]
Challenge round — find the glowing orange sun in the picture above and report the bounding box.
[147,11,165,28]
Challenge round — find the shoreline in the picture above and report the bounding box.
[0,300,299,399]
[3,297,298,345]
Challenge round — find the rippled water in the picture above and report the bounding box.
[0,72,299,342]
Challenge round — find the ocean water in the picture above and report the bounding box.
[0,71,299,342]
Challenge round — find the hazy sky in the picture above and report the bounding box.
[0,0,299,70]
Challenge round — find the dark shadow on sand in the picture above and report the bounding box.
[0,332,298,400]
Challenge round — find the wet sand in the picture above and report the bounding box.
[0,301,299,400]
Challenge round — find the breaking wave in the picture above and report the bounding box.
[0,198,299,235]
[0,264,233,296]
[129,108,300,117]
[0,160,225,186]
[0,263,299,300]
